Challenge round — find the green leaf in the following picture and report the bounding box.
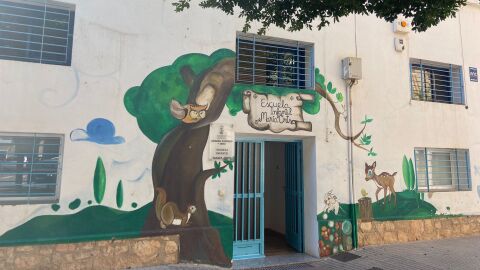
[214,161,221,169]
[221,168,227,173]
[402,156,410,190]
[223,160,234,170]
[315,68,325,85]
[116,180,124,208]
[51,204,60,212]
[360,115,373,125]
[93,157,106,204]
[368,148,377,157]
[360,134,372,145]
[336,92,344,102]
[68,199,81,210]
[408,158,416,190]
[327,82,336,94]
[212,174,217,179]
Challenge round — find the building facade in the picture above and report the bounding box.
[0,0,480,269]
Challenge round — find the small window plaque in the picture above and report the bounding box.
[469,67,478,82]
[209,123,234,161]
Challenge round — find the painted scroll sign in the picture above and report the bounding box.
[242,90,313,133]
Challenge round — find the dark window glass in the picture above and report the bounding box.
[0,133,63,204]
[0,0,75,66]
[236,33,314,89]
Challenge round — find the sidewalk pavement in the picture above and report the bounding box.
[138,235,480,270]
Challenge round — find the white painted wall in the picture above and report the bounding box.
[0,0,479,245]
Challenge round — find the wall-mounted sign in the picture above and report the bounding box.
[209,123,234,161]
[470,67,478,82]
[242,90,314,133]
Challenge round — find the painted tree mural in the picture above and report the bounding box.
[124,49,235,266]
[124,48,376,266]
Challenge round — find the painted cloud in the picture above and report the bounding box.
[70,118,125,144]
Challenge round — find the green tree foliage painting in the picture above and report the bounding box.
[93,157,106,204]
[124,49,235,143]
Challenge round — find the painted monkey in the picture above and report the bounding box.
[155,187,196,229]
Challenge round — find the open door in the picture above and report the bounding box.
[233,141,264,259]
[284,142,304,252]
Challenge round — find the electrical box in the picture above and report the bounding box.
[393,18,411,33]
[342,57,362,80]
[394,37,406,52]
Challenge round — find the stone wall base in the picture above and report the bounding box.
[358,216,480,247]
[0,235,179,270]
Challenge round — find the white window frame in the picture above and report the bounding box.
[0,132,64,204]
[414,147,471,192]
[0,0,76,66]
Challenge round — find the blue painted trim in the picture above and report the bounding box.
[233,141,265,260]
[424,148,430,192]
[465,150,472,190]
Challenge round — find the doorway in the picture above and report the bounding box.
[233,140,304,260]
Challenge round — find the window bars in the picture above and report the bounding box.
[414,148,471,192]
[0,0,75,66]
[0,133,64,204]
[410,59,464,105]
[236,32,314,89]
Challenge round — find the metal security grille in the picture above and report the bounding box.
[233,141,264,259]
[285,142,304,252]
[0,133,64,204]
[236,32,314,89]
[0,0,75,66]
[414,148,471,192]
[410,59,464,104]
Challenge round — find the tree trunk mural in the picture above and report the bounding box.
[141,58,234,267]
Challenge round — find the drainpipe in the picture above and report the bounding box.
[348,13,359,250]
[346,81,359,250]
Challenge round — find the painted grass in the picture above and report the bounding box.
[317,190,449,222]
[0,203,151,246]
[208,211,233,259]
[0,203,233,260]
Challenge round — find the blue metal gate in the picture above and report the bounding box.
[233,141,264,259]
[285,142,304,252]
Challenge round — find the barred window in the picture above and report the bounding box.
[414,148,471,192]
[0,0,75,66]
[410,59,464,104]
[0,133,64,204]
[236,32,314,89]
